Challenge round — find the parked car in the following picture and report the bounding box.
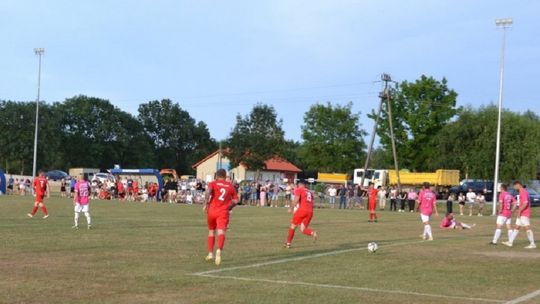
[508,188,540,207]
[45,170,70,181]
[449,179,494,201]
[92,173,115,184]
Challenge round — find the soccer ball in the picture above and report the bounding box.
[367,242,378,253]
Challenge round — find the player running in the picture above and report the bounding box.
[367,182,378,222]
[503,181,536,249]
[27,171,50,219]
[73,174,92,230]
[417,182,438,241]
[284,181,318,248]
[203,169,238,266]
[490,184,515,245]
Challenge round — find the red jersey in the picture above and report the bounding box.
[33,177,48,196]
[207,180,238,212]
[294,187,314,212]
[368,188,378,203]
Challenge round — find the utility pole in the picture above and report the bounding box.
[32,48,45,181]
[492,18,513,216]
[360,73,401,192]
[381,74,402,193]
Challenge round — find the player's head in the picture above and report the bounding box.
[422,182,430,189]
[38,170,45,177]
[296,180,305,188]
[368,182,374,188]
[513,180,523,190]
[500,184,508,191]
[446,212,454,219]
[216,169,227,180]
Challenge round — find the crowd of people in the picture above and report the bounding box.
[5,177,33,196]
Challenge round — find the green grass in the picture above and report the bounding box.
[1,195,539,304]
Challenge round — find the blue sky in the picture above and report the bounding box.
[1,0,539,141]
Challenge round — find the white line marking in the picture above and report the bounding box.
[504,289,540,304]
[193,239,424,276]
[198,274,504,303]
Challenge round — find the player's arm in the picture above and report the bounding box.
[228,189,239,211]
[517,196,528,214]
[203,185,213,212]
[289,194,300,213]
[433,199,439,216]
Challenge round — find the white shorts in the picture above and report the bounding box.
[496,215,511,226]
[168,190,177,196]
[420,214,430,223]
[516,216,531,227]
[74,203,89,213]
[448,221,457,229]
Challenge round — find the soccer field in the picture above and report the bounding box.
[1,196,539,304]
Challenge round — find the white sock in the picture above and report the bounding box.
[507,229,513,240]
[423,225,428,237]
[84,212,91,225]
[493,229,502,243]
[509,230,519,243]
[74,212,79,226]
[526,230,535,245]
[426,225,433,239]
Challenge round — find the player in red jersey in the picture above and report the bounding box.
[284,181,318,248]
[203,169,238,265]
[27,171,50,219]
[367,182,378,222]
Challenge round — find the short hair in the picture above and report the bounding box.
[423,182,430,189]
[500,184,508,191]
[216,169,227,178]
[513,180,522,186]
[368,182,374,186]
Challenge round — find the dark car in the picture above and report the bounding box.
[45,170,70,181]
[449,180,494,201]
[508,188,540,207]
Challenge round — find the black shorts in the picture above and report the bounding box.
[459,201,465,206]
[60,186,66,192]
[285,194,291,200]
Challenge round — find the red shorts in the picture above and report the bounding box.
[292,210,313,227]
[35,194,45,203]
[368,200,376,211]
[207,209,230,230]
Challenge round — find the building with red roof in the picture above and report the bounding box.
[192,150,301,183]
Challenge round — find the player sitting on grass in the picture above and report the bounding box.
[203,169,238,265]
[284,181,318,249]
[490,184,514,245]
[440,213,475,230]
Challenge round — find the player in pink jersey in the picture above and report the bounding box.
[440,213,475,230]
[417,182,439,241]
[490,184,515,245]
[503,181,536,249]
[73,174,92,230]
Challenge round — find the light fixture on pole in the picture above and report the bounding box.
[32,48,45,181]
[492,18,512,216]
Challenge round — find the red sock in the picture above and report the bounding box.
[369,213,373,220]
[287,228,295,244]
[374,213,377,219]
[303,228,313,236]
[207,235,215,253]
[217,234,225,250]
[31,206,38,215]
[41,205,48,215]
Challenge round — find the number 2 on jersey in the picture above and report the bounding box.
[218,188,227,201]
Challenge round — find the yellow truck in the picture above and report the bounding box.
[389,169,460,188]
[317,173,349,185]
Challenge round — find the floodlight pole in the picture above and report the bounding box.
[32,48,45,181]
[492,18,512,216]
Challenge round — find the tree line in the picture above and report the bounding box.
[1,75,539,182]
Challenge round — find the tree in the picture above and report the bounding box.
[431,106,540,181]
[370,75,458,171]
[225,104,286,178]
[300,102,366,173]
[58,95,155,170]
[138,99,216,174]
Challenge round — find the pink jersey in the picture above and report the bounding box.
[418,189,436,216]
[498,191,514,218]
[440,216,454,228]
[75,180,91,205]
[518,188,531,218]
